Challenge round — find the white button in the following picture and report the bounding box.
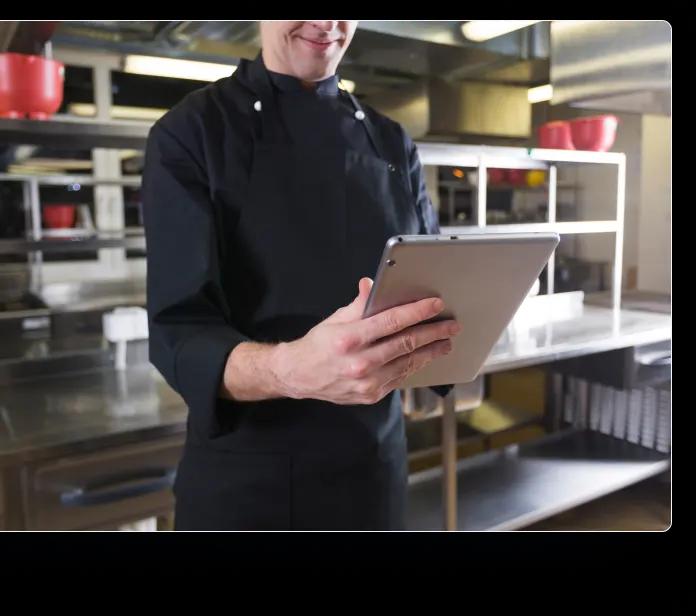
[354,110,365,121]
[253,100,262,112]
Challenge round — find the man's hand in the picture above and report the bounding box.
[221,278,459,404]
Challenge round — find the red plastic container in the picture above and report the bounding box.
[488,168,507,184]
[538,121,575,150]
[43,204,76,229]
[569,115,619,152]
[0,52,65,120]
[506,169,527,185]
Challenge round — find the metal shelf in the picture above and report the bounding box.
[442,221,619,235]
[437,180,579,191]
[406,429,669,531]
[417,140,626,314]
[0,116,151,149]
[416,142,626,168]
[0,173,142,187]
[0,233,145,255]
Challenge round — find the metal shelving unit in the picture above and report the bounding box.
[0,172,145,288]
[406,429,669,531]
[416,142,628,531]
[417,142,626,312]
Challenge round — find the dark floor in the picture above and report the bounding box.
[521,474,671,531]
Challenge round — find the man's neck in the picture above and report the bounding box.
[262,48,323,91]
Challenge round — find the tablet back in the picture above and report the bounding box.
[363,232,559,388]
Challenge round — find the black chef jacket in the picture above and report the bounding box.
[142,53,452,529]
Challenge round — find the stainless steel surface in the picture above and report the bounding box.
[40,278,146,310]
[485,305,671,374]
[416,143,625,167]
[584,290,671,314]
[367,79,534,140]
[0,173,142,187]
[406,429,669,530]
[0,117,150,149]
[551,21,671,115]
[0,305,671,457]
[0,364,186,466]
[443,221,618,235]
[430,80,531,139]
[0,232,146,254]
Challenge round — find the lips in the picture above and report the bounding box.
[297,37,339,51]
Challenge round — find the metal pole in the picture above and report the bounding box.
[613,157,626,310]
[547,164,557,295]
[442,391,458,530]
[476,157,487,227]
[28,178,43,292]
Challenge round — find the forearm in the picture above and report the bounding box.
[219,341,293,402]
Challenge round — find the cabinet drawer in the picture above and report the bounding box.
[22,436,184,530]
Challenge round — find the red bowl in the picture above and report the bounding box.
[488,168,507,184]
[43,204,76,229]
[0,53,65,120]
[506,169,527,185]
[538,121,575,150]
[569,115,619,152]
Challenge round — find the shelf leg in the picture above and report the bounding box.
[442,391,458,531]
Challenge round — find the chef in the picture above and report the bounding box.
[142,20,458,530]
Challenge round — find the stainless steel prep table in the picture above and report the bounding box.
[0,304,670,530]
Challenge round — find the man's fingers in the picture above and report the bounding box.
[350,296,445,347]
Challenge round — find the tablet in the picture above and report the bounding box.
[363,232,560,388]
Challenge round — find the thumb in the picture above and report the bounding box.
[324,277,374,324]
[357,276,374,303]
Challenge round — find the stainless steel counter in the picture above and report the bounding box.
[484,305,671,374]
[0,305,671,468]
[0,365,186,466]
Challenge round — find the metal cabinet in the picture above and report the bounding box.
[19,435,184,530]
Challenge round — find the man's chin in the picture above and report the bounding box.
[295,64,337,83]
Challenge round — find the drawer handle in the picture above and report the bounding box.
[636,352,671,367]
[59,467,176,507]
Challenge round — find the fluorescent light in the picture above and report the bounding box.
[528,84,553,104]
[461,20,542,42]
[69,103,168,121]
[124,55,237,82]
[339,79,356,93]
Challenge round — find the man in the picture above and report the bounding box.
[142,21,458,530]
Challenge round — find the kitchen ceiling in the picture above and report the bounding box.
[47,20,550,97]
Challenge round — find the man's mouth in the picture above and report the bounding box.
[297,36,340,51]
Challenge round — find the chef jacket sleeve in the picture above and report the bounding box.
[142,120,251,439]
[404,132,455,399]
[405,133,441,236]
